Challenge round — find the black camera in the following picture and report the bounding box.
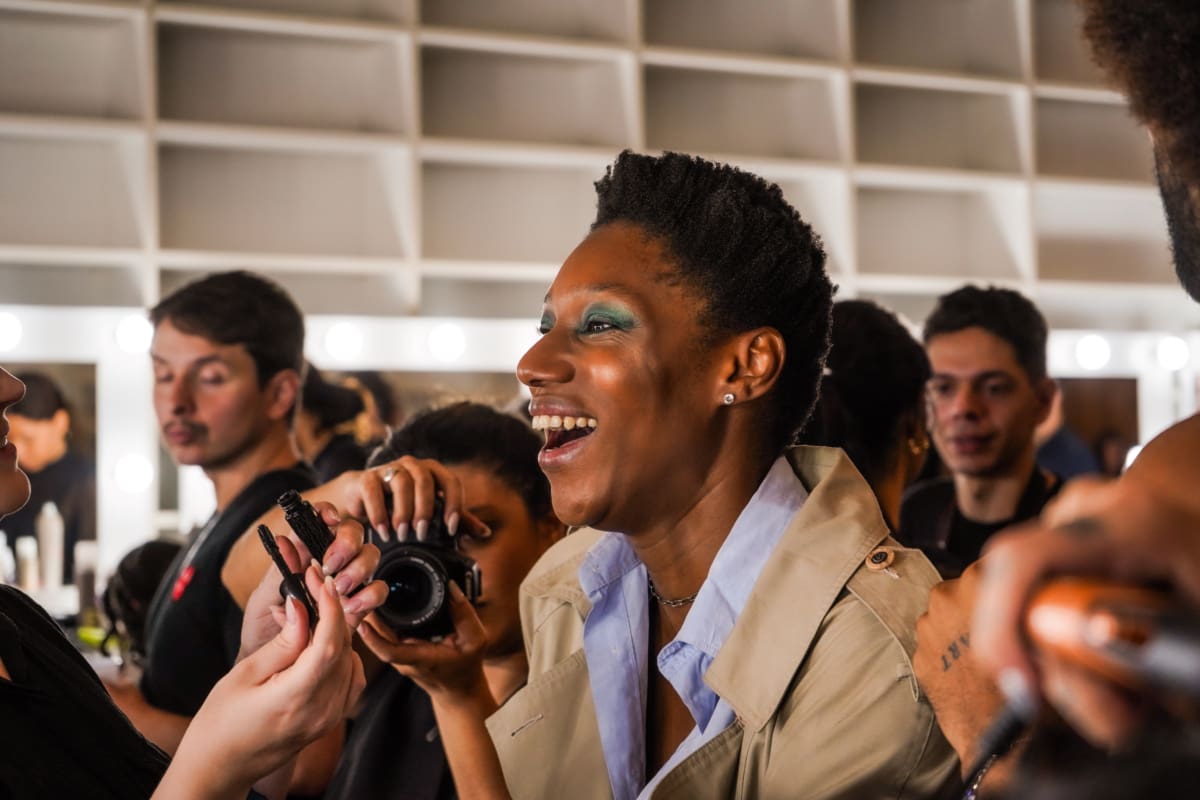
[373,497,482,640]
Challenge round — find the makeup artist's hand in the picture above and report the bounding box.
[915,561,1007,776]
[155,574,365,799]
[240,505,387,662]
[974,417,1200,750]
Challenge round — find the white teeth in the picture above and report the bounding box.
[531,414,599,432]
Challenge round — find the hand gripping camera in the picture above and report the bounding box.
[373,495,482,640]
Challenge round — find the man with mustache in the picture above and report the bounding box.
[106,271,319,758]
[898,285,1059,578]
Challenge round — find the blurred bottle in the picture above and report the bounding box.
[0,531,15,583]
[36,501,63,592]
[16,536,39,592]
[74,540,100,629]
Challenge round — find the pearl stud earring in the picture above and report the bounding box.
[722,393,735,406]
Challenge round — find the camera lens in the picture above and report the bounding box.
[375,548,447,633]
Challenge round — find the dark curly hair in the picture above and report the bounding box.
[1080,0,1200,186]
[150,270,305,385]
[923,285,1048,382]
[592,150,833,450]
[799,301,929,486]
[368,401,552,521]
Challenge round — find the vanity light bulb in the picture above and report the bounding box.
[1156,336,1190,371]
[1074,334,1111,371]
[114,454,155,493]
[115,314,153,354]
[428,322,467,364]
[324,322,364,363]
[0,312,21,353]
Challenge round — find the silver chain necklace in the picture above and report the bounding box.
[647,577,698,608]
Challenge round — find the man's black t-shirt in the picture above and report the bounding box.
[0,585,167,799]
[140,464,316,716]
[898,467,1062,579]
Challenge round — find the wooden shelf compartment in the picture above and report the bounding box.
[161,0,410,25]
[420,45,631,148]
[420,0,630,44]
[856,183,1030,280]
[158,142,410,257]
[643,0,843,62]
[1033,283,1200,332]
[420,161,597,263]
[0,260,147,307]
[855,81,1024,173]
[758,171,852,277]
[420,275,550,319]
[1036,97,1155,183]
[0,134,144,248]
[157,20,409,132]
[852,0,1023,79]
[1035,182,1173,285]
[1033,0,1107,86]
[162,267,415,315]
[0,6,143,119]
[645,66,844,161]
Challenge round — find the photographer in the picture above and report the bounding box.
[224,402,563,798]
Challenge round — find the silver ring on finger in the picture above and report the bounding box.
[381,466,398,484]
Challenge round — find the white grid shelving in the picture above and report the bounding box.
[0,0,1186,330]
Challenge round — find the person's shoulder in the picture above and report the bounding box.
[520,527,605,601]
[517,528,604,673]
[843,540,942,661]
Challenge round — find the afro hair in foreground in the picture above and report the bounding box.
[592,150,834,449]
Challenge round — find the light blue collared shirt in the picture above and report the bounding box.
[578,458,808,800]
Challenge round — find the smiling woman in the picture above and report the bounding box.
[381,151,961,800]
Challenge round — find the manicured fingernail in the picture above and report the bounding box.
[375,523,391,542]
[998,668,1038,719]
[310,558,323,575]
[323,551,346,576]
[343,596,363,615]
[335,574,355,596]
[446,511,460,537]
[324,574,338,596]
[415,519,429,542]
[285,595,299,628]
[395,522,409,542]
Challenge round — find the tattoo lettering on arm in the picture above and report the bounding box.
[941,633,971,672]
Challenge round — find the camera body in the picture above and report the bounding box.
[373,499,481,640]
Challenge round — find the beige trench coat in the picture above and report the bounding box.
[486,446,959,799]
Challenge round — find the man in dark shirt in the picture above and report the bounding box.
[105,271,316,756]
[898,286,1060,578]
[5,372,96,584]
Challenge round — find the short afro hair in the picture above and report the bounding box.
[592,150,833,450]
[799,301,930,486]
[923,285,1048,382]
[1079,0,1200,185]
